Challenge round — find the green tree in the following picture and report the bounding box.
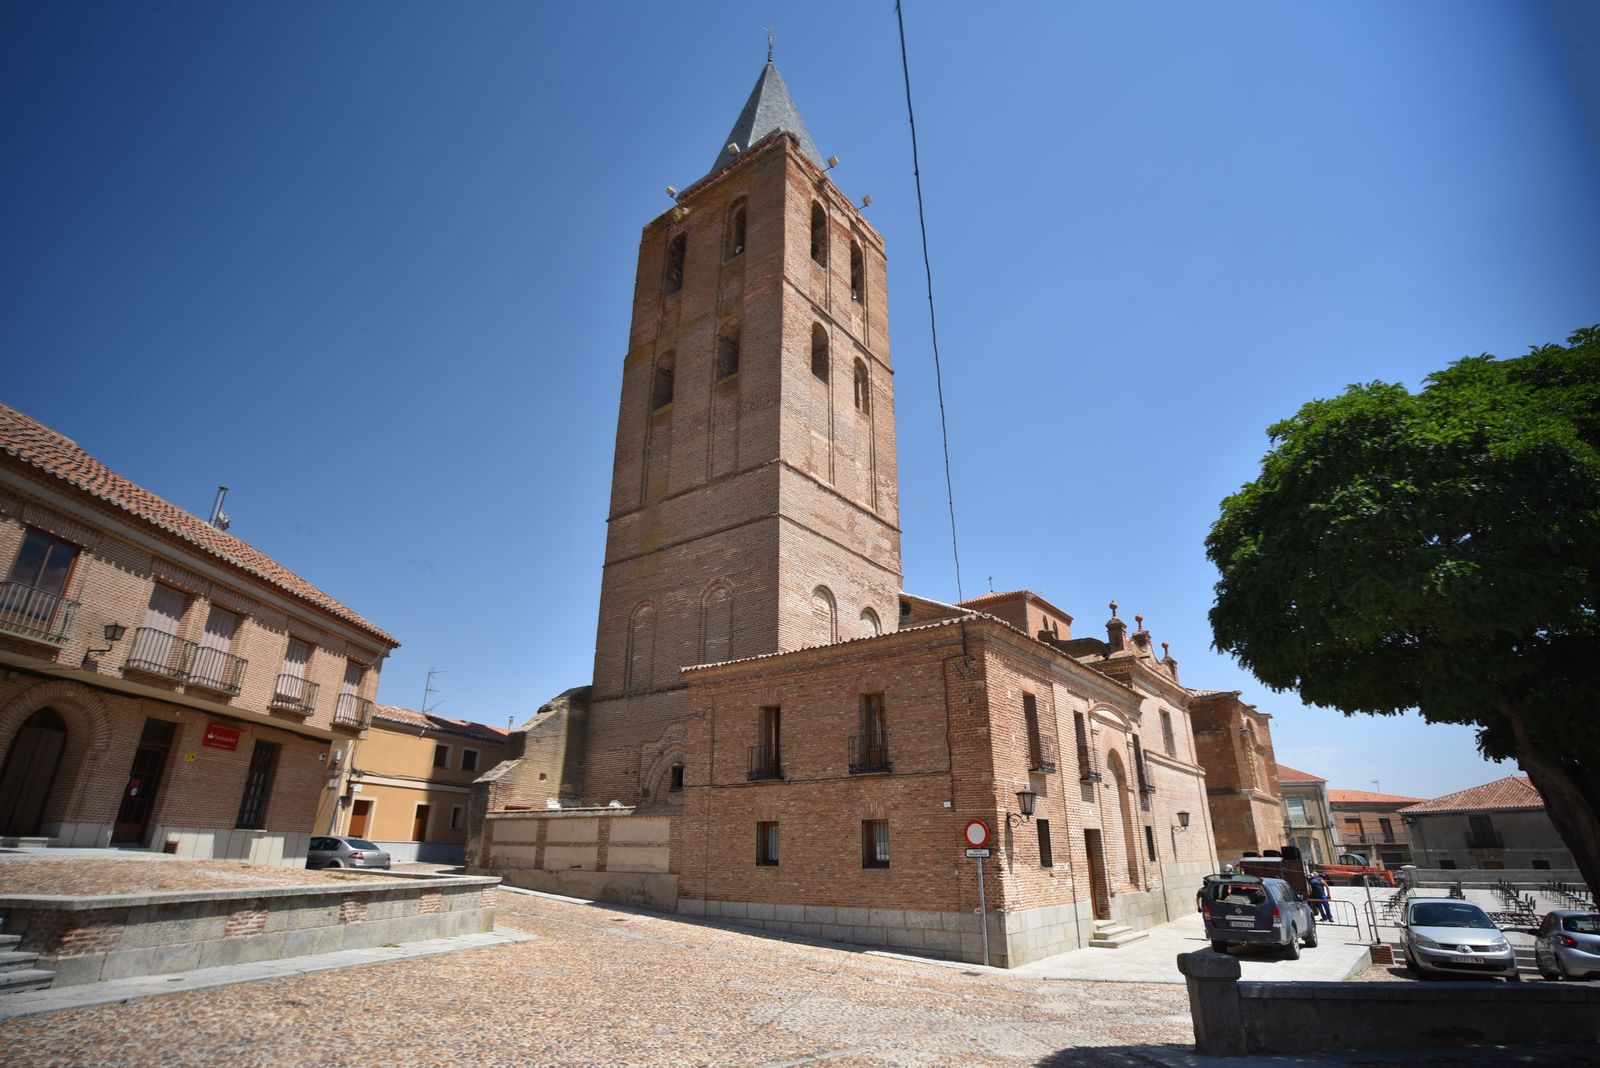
[1207,326,1600,893]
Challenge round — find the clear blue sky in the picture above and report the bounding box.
[4,2,1596,801]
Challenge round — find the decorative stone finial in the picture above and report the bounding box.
[1135,613,1144,630]
[1109,600,1119,618]
[1162,641,1170,657]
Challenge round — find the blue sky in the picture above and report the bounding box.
[3,2,1596,801]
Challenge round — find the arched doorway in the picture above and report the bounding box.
[0,708,67,836]
[1106,751,1140,887]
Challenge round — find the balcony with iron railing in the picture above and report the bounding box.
[848,732,892,774]
[1028,732,1059,774]
[0,582,79,646]
[333,693,374,730]
[747,744,783,781]
[187,647,248,696]
[124,627,195,681]
[270,674,320,716]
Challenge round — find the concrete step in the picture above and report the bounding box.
[1089,927,1150,949]
[0,968,54,993]
[0,951,42,972]
[0,935,19,950]
[0,836,53,849]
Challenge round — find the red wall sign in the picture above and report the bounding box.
[202,723,241,751]
[963,819,991,849]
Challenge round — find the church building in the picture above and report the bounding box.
[471,59,1226,966]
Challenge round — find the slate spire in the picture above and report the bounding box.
[709,61,824,176]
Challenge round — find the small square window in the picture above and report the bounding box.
[432,744,449,769]
[756,821,779,866]
[862,819,890,869]
[461,749,479,773]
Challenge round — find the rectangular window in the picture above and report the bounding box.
[1285,796,1309,825]
[1131,736,1152,793]
[756,821,779,866]
[190,605,242,691]
[1037,819,1054,868]
[1160,710,1175,755]
[1073,712,1096,781]
[1344,817,1363,839]
[750,705,781,779]
[1023,693,1054,771]
[433,744,449,769]
[862,819,890,869]
[1145,825,1158,862]
[670,764,684,792]
[1440,858,1458,870]
[450,805,463,830]
[235,741,280,830]
[129,583,189,676]
[461,749,480,773]
[1378,817,1394,841]
[2,528,80,637]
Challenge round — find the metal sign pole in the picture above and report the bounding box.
[977,856,990,967]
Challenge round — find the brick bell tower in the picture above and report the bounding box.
[583,59,902,804]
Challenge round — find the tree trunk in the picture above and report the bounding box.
[1499,703,1600,897]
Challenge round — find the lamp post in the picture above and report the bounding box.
[83,622,126,666]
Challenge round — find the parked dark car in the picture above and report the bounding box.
[1200,874,1317,958]
[1533,910,1600,981]
[1398,897,1518,980]
[306,835,391,870]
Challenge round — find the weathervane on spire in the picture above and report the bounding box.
[765,25,774,62]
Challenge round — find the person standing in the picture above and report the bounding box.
[1308,872,1334,922]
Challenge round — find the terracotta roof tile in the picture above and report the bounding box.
[1327,789,1426,805]
[1399,774,1544,814]
[1275,763,1326,783]
[0,403,397,645]
[371,704,509,743]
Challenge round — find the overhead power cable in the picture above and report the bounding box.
[894,1,965,603]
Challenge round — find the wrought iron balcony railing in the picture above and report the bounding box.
[125,627,195,681]
[0,582,79,646]
[848,732,892,774]
[188,647,247,696]
[1029,733,1059,774]
[333,693,374,730]
[747,744,783,781]
[270,674,320,715]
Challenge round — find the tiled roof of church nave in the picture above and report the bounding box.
[0,402,397,645]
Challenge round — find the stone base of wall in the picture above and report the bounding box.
[0,874,499,988]
[154,825,311,866]
[502,869,678,911]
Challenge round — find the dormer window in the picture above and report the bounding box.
[850,241,864,302]
[652,352,675,410]
[726,200,746,259]
[810,202,827,265]
[665,234,687,295]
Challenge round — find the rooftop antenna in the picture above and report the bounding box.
[208,486,231,531]
[422,667,447,718]
[1371,777,1381,792]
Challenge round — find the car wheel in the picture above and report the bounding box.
[1506,972,1522,983]
[1284,928,1301,960]
[326,859,343,868]
[1210,940,1229,954]
[1403,948,1419,974]
[1555,955,1572,982]
[1304,924,1318,949]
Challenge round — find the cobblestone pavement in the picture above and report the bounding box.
[3,891,1197,1067]
[0,852,391,895]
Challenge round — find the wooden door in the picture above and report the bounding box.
[1085,829,1112,921]
[112,719,176,844]
[412,804,431,842]
[0,708,67,836]
[348,799,372,838]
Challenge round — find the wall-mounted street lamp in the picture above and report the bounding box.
[1007,789,1038,825]
[83,622,126,666]
[1171,809,1192,856]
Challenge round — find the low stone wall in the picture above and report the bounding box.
[1178,950,1600,1056]
[0,873,499,988]
[505,869,678,911]
[474,808,674,909]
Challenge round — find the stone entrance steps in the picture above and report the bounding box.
[0,837,54,849]
[0,934,55,993]
[1088,919,1149,949]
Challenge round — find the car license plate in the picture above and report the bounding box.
[1447,954,1476,964]
[1228,919,1255,927]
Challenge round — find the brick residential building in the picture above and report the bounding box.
[1400,774,1578,873]
[314,705,508,863]
[1188,690,1285,862]
[1326,788,1423,867]
[471,59,1224,966]
[0,403,397,862]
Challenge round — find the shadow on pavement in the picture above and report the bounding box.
[1034,1043,1600,1067]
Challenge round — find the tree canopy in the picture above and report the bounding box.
[1207,326,1600,892]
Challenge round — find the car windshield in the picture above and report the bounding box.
[1564,915,1600,934]
[1411,902,1495,929]
[345,839,380,851]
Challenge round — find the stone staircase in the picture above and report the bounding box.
[1088,919,1149,949]
[0,928,55,994]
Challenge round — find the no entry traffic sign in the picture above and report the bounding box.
[963,819,990,849]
